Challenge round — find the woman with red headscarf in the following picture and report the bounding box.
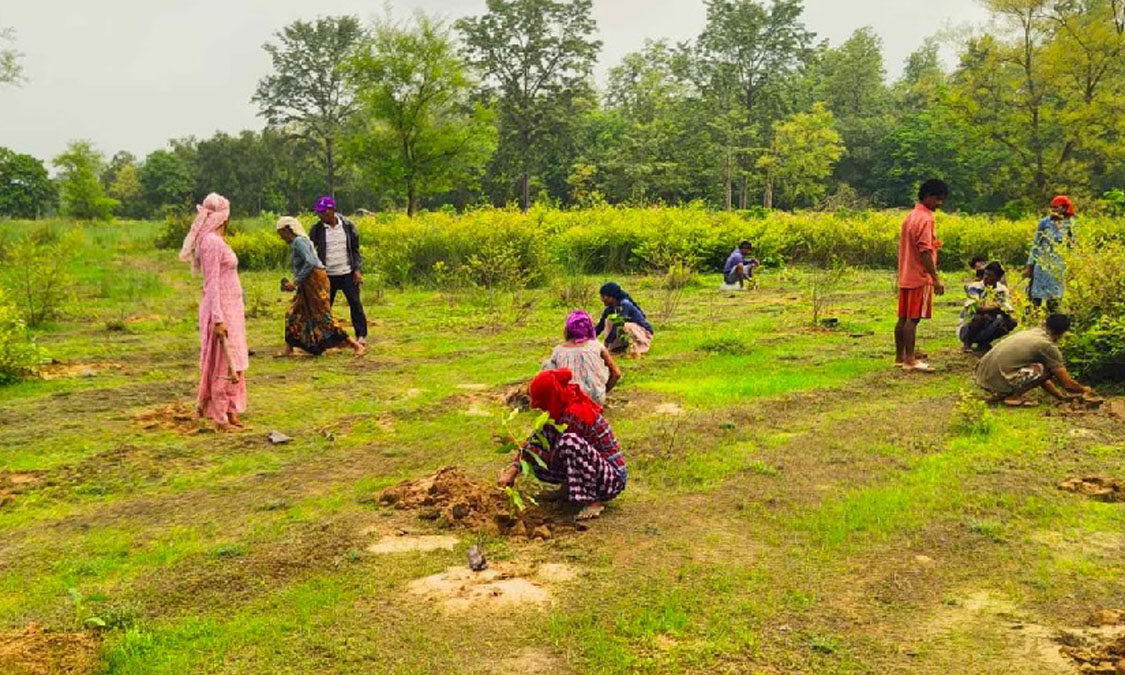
[498,368,626,520]
[1023,195,1075,312]
[181,193,248,430]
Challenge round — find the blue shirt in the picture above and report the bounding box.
[290,235,324,284]
[596,299,653,342]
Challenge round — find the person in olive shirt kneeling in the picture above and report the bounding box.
[974,314,1091,406]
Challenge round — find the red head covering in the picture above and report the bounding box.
[528,368,602,424]
[1050,195,1076,218]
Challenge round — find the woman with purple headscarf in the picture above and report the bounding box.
[541,310,621,404]
[180,193,248,430]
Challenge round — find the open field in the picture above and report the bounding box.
[2,222,1125,674]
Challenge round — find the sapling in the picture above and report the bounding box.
[494,408,567,513]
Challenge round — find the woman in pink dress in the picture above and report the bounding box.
[179,193,248,429]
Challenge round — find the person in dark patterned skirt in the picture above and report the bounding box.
[275,217,366,358]
[498,368,627,520]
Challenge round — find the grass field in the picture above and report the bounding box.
[1,226,1124,674]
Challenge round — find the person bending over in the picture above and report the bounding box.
[959,261,1016,353]
[974,314,1091,406]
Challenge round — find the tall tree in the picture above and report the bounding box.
[139,149,195,212]
[457,0,601,211]
[599,40,713,204]
[811,27,892,199]
[0,148,54,218]
[347,14,496,216]
[102,151,137,192]
[108,163,143,218]
[253,16,365,197]
[695,0,817,209]
[756,102,843,208]
[53,141,117,221]
[0,26,23,86]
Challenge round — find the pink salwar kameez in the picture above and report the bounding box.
[181,193,248,426]
[196,232,248,424]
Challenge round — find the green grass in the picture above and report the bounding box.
[1,222,1123,674]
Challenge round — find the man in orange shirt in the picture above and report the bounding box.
[895,179,949,371]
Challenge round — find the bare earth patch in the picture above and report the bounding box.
[1,471,44,508]
[486,647,563,674]
[1058,476,1125,503]
[367,534,460,554]
[134,401,208,435]
[0,622,100,675]
[407,562,578,613]
[378,467,582,539]
[38,360,123,381]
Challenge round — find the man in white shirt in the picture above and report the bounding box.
[309,196,368,345]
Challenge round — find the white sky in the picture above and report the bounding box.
[0,0,988,163]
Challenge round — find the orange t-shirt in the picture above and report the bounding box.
[897,203,941,289]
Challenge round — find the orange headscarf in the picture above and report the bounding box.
[1050,195,1076,218]
[529,368,602,424]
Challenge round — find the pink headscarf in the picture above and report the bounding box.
[564,310,596,343]
[179,193,231,273]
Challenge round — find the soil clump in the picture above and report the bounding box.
[1058,476,1125,503]
[378,467,581,539]
[134,402,208,435]
[0,622,100,675]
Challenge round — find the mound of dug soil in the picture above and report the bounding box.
[378,467,580,539]
[1059,476,1125,503]
[134,402,207,435]
[0,622,100,675]
[1059,633,1125,673]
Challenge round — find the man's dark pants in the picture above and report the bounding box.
[328,274,368,339]
[959,313,1012,351]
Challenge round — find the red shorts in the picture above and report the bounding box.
[898,286,933,320]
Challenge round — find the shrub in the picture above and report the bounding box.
[1061,237,1125,380]
[0,227,79,327]
[0,288,43,383]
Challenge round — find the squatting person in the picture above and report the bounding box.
[542,310,621,405]
[974,314,1091,407]
[498,368,627,521]
[959,261,1016,353]
[721,240,760,291]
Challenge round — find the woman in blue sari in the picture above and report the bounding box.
[1023,195,1075,313]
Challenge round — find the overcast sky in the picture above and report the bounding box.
[0,0,988,163]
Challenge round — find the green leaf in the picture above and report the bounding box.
[84,616,107,628]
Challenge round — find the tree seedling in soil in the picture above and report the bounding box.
[494,408,566,513]
[68,588,107,629]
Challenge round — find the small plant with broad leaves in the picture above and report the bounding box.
[494,408,567,513]
[68,588,107,630]
[606,312,628,348]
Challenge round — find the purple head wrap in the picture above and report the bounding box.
[314,195,336,213]
[564,310,596,343]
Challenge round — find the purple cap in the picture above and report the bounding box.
[314,196,336,213]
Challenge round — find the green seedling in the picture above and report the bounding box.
[494,408,567,512]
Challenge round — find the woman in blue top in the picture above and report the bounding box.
[595,282,654,357]
[275,217,366,357]
[1023,195,1075,313]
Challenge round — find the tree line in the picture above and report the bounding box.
[2,0,1124,220]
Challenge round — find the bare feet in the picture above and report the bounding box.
[576,502,605,521]
[353,343,367,358]
[227,412,244,428]
[273,347,294,358]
